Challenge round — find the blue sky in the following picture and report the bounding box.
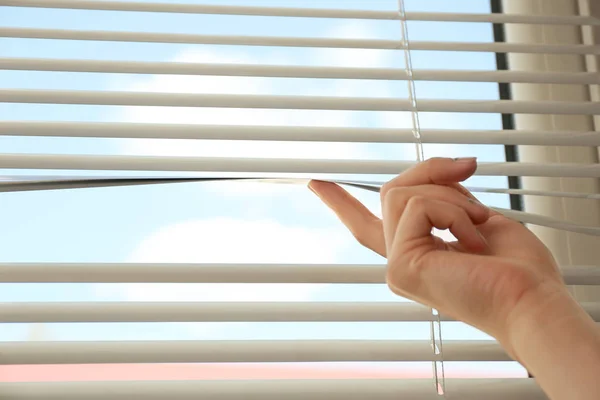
[0,0,522,377]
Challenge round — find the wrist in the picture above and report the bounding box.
[488,280,568,364]
[504,282,600,399]
[505,281,573,348]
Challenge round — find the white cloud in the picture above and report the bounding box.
[115,49,376,160]
[105,218,349,303]
[115,23,395,159]
[311,22,396,69]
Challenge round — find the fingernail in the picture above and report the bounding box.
[453,157,477,163]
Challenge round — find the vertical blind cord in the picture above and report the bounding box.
[397,0,446,396]
[539,0,577,270]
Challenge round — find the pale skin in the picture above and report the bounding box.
[308,157,600,400]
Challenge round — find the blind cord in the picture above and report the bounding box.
[397,0,446,396]
[539,0,577,272]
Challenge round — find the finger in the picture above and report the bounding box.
[380,157,502,217]
[381,186,490,255]
[385,197,494,329]
[310,180,490,257]
[384,197,488,299]
[393,196,488,254]
[447,183,504,217]
[380,157,477,199]
[384,185,490,226]
[308,180,386,256]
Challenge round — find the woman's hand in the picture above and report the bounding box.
[309,156,600,399]
[308,157,565,356]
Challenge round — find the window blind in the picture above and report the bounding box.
[0,1,599,399]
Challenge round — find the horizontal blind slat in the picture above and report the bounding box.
[2,121,599,146]
[3,58,600,84]
[405,11,599,25]
[492,207,600,236]
[0,0,597,26]
[2,177,596,234]
[0,263,597,284]
[465,187,600,200]
[4,0,399,19]
[2,90,599,115]
[0,302,445,322]
[0,340,511,364]
[349,183,600,200]
[1,154,599,177]
[2,122,600,146]
[0,379,547,400]
[1,301,598,323]
[1,28,598,54]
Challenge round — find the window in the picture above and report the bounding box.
[0,0,598,398]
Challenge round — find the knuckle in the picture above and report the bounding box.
[379,180,393,201]
[405,195,428,211]
[385,186,407,200]
[386,255,420,296]
[385,260,404,291]
[382,186,409,207]
[382,188,418,221]
[385,274,406,297]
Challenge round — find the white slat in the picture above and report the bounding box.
[1,154,599,178]
[0,302,446,323]
[0,340,510,364]
[0,263,383,283]
[3,58,600,84]
[2,121,600,146]
[466,187,600,200]
[1,263,598,284]
[405,11,599,26]
[4,0,399,19]
[0,0,598,26]
[343,181,600,200]
[1,302,598,323]
[5,184,589,235]
[1,27,599,54]
[0,379,548,400]
[3,90,599,115]
[338,182,600,201]
[492,207,600,236]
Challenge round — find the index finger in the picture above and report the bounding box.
[380,157,481,255]
[380,157,478,200]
